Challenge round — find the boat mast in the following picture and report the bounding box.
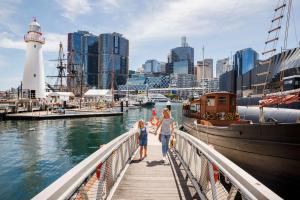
[261,0,288,95]
[280,0,293,92]
[202,46,205,95]
[47,42,68,92]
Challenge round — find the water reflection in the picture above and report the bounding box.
[0,103,182,200]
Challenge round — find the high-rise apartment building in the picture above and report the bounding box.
[195,59,213,81]
[98,32,129,89]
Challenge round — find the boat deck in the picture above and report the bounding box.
[111,133,198,200]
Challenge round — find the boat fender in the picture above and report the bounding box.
[96,162,103,180]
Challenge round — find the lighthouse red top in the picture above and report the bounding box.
[24,17,45,44]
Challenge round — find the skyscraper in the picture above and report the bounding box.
[143,59,161,73]
[195,59,213,81]
[81,33,98,87]
[168,37,194,74]
[233,48,258,97]
[67,30,89,93]
[98,32,129,89]
[234,48,258,76]
[216,58,230,78]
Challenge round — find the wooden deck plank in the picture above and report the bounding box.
[112,133,183,199]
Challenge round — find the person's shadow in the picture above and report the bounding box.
[146,160,164,167]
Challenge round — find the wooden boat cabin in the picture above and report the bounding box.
[184,92,250,126]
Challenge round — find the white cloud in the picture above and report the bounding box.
[0,32,25,50]
[0,0,23,33]
[0,32,67,53]
[44,33,67,52]
[56,0,91,21]
[125,0,270,43]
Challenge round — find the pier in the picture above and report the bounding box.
[32,124,282,200]
[5,110,123,120]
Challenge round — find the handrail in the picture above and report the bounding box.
[32,127,139,200]
[174,129,282,200]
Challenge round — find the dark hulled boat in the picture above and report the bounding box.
[182,92,300,199]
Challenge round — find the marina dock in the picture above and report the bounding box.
[5,110,123,120]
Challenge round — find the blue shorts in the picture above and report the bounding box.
[139,134,148,146]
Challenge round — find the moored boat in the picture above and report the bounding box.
[182,91,300,199]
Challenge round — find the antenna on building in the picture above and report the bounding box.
[181,36,187,47]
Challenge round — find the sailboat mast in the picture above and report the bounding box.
[280,0,293,91]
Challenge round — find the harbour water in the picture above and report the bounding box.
[0,103,182,200]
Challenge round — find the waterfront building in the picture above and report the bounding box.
[22,18,46,99]
[170,74,195,88]
[160,62,166,74]
[167,37,194,74]
[118,74,170,92]
[195,59,213,80]
[219,70,236,93]
[216,58,231,78]
[219,47,300,96]
[81,33,98,88]
[98,32,129,89]
[143,59,161,73]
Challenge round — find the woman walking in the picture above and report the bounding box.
[155,108,174,163]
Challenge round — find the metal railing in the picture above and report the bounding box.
[32,128,139,200]
[173,129,282,200]
[32,125,282,200]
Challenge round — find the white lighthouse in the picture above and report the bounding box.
[22,18,46,99]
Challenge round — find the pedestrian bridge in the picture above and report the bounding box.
[32,124,282,200]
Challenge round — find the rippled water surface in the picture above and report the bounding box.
[0,103,182,200]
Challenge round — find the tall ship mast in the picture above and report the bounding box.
[47,42,68,92]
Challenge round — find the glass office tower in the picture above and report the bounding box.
[98,33,129,89]
[82,34,98,87]
[234,48,258,76]
[170,46,194,74]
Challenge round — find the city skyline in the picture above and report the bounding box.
[0,0,300,90]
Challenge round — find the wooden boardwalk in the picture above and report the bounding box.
[112,132,199,200]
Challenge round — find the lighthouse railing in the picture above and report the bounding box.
[32,127,139,200]
[173,129,282,200]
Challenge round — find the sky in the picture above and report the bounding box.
[0,0,299,90]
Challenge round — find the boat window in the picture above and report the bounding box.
[207,97,215,106]
[230,97,235,106]
[218,96,227,104]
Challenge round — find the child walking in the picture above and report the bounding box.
[138,120,148,160]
